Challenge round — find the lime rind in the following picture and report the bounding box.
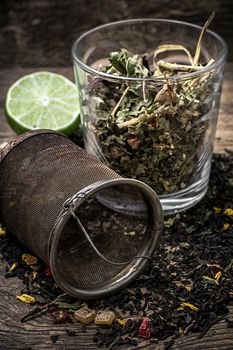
[5,71,80,136]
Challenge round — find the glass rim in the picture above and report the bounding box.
[72,18,228,82]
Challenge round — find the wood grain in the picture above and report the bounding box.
[0,0,232,67]
[215,63,233,152]
[0,264,233,350]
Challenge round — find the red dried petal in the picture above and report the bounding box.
[44,266,52,277]
[138,319,152,339]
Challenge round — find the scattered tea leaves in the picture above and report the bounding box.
[50,335,59,344]
[66,328,78,336]
[0,150,233,347]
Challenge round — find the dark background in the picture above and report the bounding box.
[0,0,233,68]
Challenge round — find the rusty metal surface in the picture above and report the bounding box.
[0,130,162,299]
[0,129,64,163]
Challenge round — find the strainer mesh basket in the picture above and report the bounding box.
[0,130,163,298]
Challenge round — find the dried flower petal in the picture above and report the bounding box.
[184,285,193,292]
[17,294,36,304]
[115,318,127,326]
[224,208,233,216]
[138,318,152,339]
[9,262,17,272]
[22,254,38,266]
[213,207,221,214]
[214,271,222,283]
[0,227,6,236]
[180,302,199,312]
[223,223,230,230]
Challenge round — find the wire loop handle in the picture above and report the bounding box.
[69,208,152,266]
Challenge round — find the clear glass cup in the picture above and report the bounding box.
[72,19,227,215]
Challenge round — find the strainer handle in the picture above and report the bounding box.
[69,208,152,266]
[48,179,160,266]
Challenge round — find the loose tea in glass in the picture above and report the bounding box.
[72,18,227,214]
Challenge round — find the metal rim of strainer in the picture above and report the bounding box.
[0,129,68,163]
[49,178,164,299]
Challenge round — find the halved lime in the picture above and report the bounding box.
[5,71,80,136]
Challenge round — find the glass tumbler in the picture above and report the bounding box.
[72,19,227,215]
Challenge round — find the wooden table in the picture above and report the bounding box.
[0,64,232,350]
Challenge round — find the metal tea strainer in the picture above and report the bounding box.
[0,130,163,299]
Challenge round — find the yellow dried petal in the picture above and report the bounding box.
[213,207,221,214]
[175,281,183,288]
[22,254,38,266]
[16,294,36,304]
[115,318,127,326]
[9,262,17,272]
[180,302,199,312]
[184,285,193,292]
[179,327,184,336]
[224,208,233,216]
[214,271,222,282]
[223,223,230,230]
[229,291,233,297]
[0,227,6,236]
[175,282,192,292]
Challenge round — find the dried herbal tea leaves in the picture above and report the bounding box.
[83,14,216,194]
[89,151,233,345]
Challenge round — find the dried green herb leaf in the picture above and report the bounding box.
[108,49,150,77]
[84,14,215,194]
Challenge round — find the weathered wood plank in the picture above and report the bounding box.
[0,261,233,350]
[215,63,233,152]
[0,0,232,67]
